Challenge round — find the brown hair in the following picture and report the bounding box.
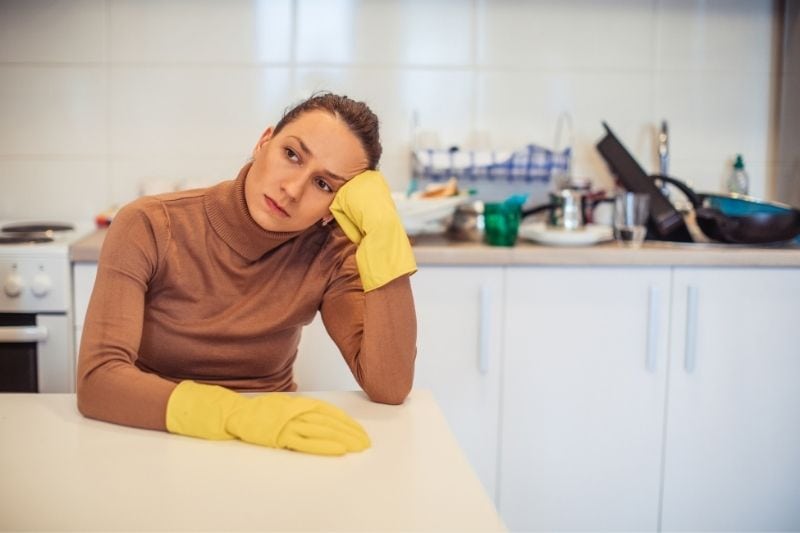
[273,92,382,169]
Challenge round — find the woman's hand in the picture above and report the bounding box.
[328,170,417,291]
[166,381,370,455]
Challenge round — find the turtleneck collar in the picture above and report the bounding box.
[204,161,304,261]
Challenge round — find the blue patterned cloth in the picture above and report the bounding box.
[412,145,571,184]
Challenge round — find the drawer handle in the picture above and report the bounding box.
[646,286,660,372]
[0,325,48,343]
[478,284,491,375]
[684,285,699,373]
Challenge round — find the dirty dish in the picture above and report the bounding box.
[519,222,613,246]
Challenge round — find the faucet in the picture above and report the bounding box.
[658,120,669,176]
[656,120,672,202]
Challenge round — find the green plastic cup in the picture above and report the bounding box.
[484,202,521,246]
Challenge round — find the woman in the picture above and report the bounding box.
[77,93,417,456]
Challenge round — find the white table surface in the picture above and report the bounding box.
[0,389,505,532]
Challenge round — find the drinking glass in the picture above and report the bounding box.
[484,202,521,246]
[614,192,650,247]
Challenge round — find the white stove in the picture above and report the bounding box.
[0,220,94,392]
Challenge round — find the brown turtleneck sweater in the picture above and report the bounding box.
[76,163,417,431]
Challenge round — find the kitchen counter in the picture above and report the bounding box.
[0,390,505,532]
[72,228,800,267]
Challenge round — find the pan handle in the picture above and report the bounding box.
[521,202,555,218]
[650,174,703,209]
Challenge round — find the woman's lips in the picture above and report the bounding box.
[263,195,290,218]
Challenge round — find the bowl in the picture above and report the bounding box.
[392,192,467,235]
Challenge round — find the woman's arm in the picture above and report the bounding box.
[76,199,178,430]
[322,170,418,404]
[319,265,417,405]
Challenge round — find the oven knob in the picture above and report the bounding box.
[31,273,52,297]
[4,273,24,297]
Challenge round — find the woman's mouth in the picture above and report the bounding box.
[263,195,290,218]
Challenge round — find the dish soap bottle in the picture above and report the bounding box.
[726,154,749,195]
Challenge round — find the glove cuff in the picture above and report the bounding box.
[165,380,241,440]
[357,224,417,292]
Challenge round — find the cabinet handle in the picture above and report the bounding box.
[646,286,660,372]
[478,284,491,375]
[0,325,48,343]
[684,285,699,373]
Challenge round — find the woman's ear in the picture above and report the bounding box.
[252,126,275,157]
[321,216,334,226]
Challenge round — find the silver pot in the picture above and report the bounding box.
[522,188,611,230]
[447,201,485,241]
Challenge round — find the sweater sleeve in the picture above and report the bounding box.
[319,245,417,405]
[76,199,178,431]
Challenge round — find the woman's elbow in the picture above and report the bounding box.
[75,370,98,418]
[362,373,413,405]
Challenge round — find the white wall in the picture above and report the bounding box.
[0,0,777,222]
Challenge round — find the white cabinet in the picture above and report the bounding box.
[71,262,98,360]
[410,266,504,502]
[661,267,800,531]
[500,266,671,532]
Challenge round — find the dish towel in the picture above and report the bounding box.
[412,144,571,184]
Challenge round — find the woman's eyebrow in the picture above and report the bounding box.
[288,135,347,182]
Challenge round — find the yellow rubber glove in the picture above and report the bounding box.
[329,170,417,291]
[166,381,370,456]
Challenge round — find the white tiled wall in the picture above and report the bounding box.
[0,0,779,221]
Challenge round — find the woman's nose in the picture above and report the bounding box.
[280,172,307,202]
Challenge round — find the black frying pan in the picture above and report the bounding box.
[654,175,800,244]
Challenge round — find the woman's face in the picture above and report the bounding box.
[245,110,369,232]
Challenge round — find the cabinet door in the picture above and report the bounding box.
[662,267,800,531]
[411,266,504,502]
[501,266,671,532]
[71,262,98,361]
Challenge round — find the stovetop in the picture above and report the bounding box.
[0,220,94,254]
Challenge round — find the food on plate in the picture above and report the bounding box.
[419,177,458,199]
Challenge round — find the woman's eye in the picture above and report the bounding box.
[315,177,333,193]
[285,148,299,161]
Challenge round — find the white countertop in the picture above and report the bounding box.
[0,390,505,532]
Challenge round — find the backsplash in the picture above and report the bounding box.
[0,0,778,221]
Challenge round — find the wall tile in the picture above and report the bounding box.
[655,0,774,72]
[108,155,248,208]
[0,158,107,221]
[109,0,292,63]
[654,70,771,194]
[477,0,656,70]
[293,66,474,189]
[110,66,292,157]
[663,157,770,200]
[296,0,473,65]
[0,66,106,156]
[477,69,654,188]
[0,0,106,63]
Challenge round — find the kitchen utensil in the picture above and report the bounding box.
[653,175,800,244]
[521,188,612,230]
[596,122,694,242]
[613,192,650,247]
[447,200,484,242]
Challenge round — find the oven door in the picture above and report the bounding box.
[0,313,73,393]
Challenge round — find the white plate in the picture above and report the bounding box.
[519,222,614,246]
